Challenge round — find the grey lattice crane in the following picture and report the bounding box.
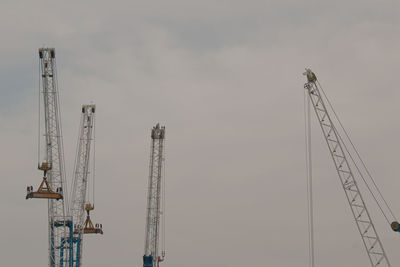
[303,69,393,267]
[69,104,102,267]
[26,48,71,267]
[26,48,106,267]
[144,124,166,267]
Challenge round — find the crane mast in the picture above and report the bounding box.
[39,48,71,267]
[69,104,97,266]
[303,69,390,267]
[144,124,166,267]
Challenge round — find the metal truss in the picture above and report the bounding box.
[39,48,70,267]
[69,105,96,266]
[144,124,165,267]
[304,70,390,267]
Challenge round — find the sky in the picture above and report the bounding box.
[1,0,400,266]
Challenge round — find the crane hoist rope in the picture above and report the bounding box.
[161,138,166,260]
[304,89,315,267]
[37,58,42,168]
[92,114,96,206]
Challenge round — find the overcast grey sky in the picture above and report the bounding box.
[1,0,400,266]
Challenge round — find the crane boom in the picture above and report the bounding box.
[303,69,390,267]
[144,124,166,267]
[39,47,71,267]
[69,104,96,266]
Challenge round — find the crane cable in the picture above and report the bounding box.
[54,57,69,210]
[37,59,42,166]
[92,111,96,206]
[69,112,83,215]
[161,138,166,258]
[304,89,315,267]
[316,80,397,225]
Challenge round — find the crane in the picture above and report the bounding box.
[144,123,166,267]
[26,48,103,267]
[69,104,103,267]
[303,69,398,267]
[26,48,72,267]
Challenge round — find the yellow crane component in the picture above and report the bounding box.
[80,204,103,234]
[26,162,63,200]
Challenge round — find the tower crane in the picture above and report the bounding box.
[26,48,72,267]
[69,104,103,267]
[26,48,103,267]
[144,124,166,267]
[303,69,399,267]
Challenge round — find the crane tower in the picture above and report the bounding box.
[144,124,166,267]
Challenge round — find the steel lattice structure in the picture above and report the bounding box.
[304,69,390,267]
[39,48,71,267]
[69,105,96,266]
[144,124,166,267]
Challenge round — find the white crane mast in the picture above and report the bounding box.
[144,124,166,267]
[39,47,70,267]
[69,104,96,266]
[303,69,390,267]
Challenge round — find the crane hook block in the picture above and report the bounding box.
[85,203,94,211]
[391,221,400,232]
[38,162,52,171]
[26,176,63,200]
[81,206,103,234]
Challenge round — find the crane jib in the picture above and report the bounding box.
[303,68,391,267]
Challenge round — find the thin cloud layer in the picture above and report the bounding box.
[1,0,400,266]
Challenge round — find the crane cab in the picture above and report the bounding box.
[85,203,94,211]
[26,162,63,200]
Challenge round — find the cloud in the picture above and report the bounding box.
[1,0,400,266]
